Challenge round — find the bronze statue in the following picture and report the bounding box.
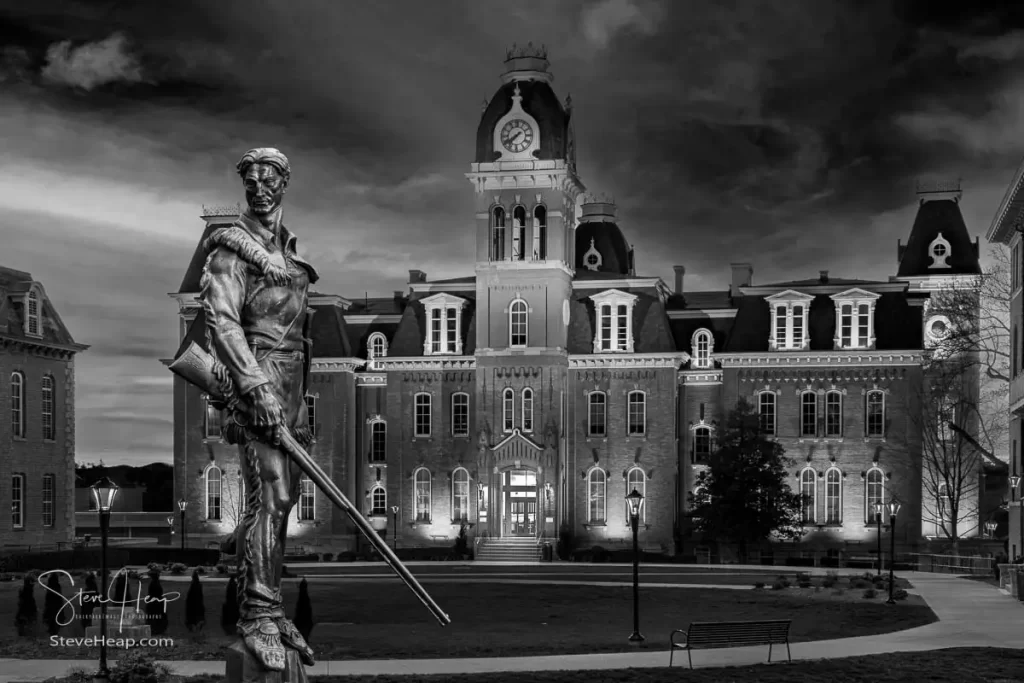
[199,147,317,671]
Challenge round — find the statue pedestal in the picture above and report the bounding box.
[226,640,308,683]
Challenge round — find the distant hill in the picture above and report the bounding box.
[76,462,174,511]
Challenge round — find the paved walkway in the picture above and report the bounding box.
[0,569,1019,681]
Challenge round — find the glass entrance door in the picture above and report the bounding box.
[510,499,536,535]
[503,468,537,537]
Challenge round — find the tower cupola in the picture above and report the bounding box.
[500,43,553,85]
[575,194,633,276]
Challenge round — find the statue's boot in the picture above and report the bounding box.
[237,616,287,671]
[276,616,315,666]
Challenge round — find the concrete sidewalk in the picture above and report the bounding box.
[0,572,1018,681]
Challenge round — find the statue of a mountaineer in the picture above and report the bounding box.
[199,147,317,671]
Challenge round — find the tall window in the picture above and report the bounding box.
[206,466,222,521]
[26,290,40,336]
[626,467,646,522]
[533,205,547,259]
[758,392,776,436]
[936,394,956,443]
[588,392,607,437]
[370,420,387,462]
[771,302,807,349]
[521,388,534,433]
[11,371,24,438]
[367,332,387,370]
[825,468,842,524]
[491,206,506,261]
[800,468,816,523]
[866,391,885,437]
[692,329,712,368]
[627,391,646,435]
[591,291,636,353]
[693,426,711,463]
[428,306,460,354]
[304,393,317,438]
[371,485,386,515]
[825,391,843,437]
[509,299,528,347]
[512,206,526,261]
[587,468,606,523]
[42,473,55,527]
[452,468,469,522]
[414,468,431,522]
[40,375,55,441]
[937,482,950,530]
[1015,326,1020,377]
[204,398,222,440]
[298,476,315,521]
[451,393,469,436]
[12,474,24,528]
[502,388,515,432]
[800,392,817,437]
[865,468,884,524]
[414,393,431,437]
[839,304,872,348]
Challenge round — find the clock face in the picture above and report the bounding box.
[500,119,534,153]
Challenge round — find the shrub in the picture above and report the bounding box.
[215,564,229,575]
[146,574,169,636]
[147,562,163,575]
[322,552,334,562]
[15,576,37,636]
[556,522,575,561]
[892,588,909,601]
[42,572,65,636]
[111,571,133,604]
[822,571,839,588]
[863,588,877,599]
[831,588,845,596]
[110,649,171,683]
[79,573,99,631]
[753,581,765,589]
[796,571,812,588]
[453,522,470,556]
[293,578,314,642]
[591,546,609,563]
[853,579,871,589]
[771,579,787,590]
[169,563,187,575]
[184,570,205,633]
[221,576,239,636]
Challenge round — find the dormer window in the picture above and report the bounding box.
[765,291,813,351]
[590,289,637,353]
[367,332,387,370]
[421,293,467,355]
[691,328,713,368]
[512,206,526,261]
[582,238,603,271]
[491,207,506,261]
[533,206,547,260]
[25,289,40,337]
[928,232,951,269]
[830,289,879,350]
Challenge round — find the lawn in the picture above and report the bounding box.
[0,572,934,661]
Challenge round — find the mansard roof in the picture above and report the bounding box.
[669,317,732,358]
[897,198,981,277]
[664,290,733,311]
[0,265,85,350]
[387,293,477,357]
[566,289,675,354]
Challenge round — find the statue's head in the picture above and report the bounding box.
[236,148,291,216]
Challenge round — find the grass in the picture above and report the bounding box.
[23,647,1024,682]
[0,574,935,661]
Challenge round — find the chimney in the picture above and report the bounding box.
[393,290,405,301]
[408,269,427,284]
[729,263,753,295]
[819,270,829,284]
[673,265,686,295]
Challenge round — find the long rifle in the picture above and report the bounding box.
[169,340,450,627]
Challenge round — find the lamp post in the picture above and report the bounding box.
[166,515,174,545]
[625,488,645,645]
[391,506,399,551]
[873,502,883,575]
[885,500,901,605]
[90,477,120,683]
[1011,475,1022,559]
[178,499,188,551]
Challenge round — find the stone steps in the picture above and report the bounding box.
[476,538,543,562]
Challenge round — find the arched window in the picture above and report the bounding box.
[205,466,222,520]
[12,474,24,528]
[502,388,515,433]
[865,468,884,523]
[825,468,842,524]
[587,468,607,523]
[521,388,534,433]
[367,332,387,370]
[800,468,816,523]
[370,485,386,516]
[800,391,817,437]
[39,375,55,441]
[691,329,713,369]
[866,390,885,437]
[10,371,24,438]
[452,468,470,522]
[512,205,526,261]
[369,420,387,462]
[414,393,431,437]
[451,393,469,436]
[757,391,776,436]
[491,206,506,261]
[626,467,646,523]
[42,473,56,527]
[533,205,547,260]
[693,426,711,463]
[26,290,40,336]
[627,391,646,435]
[509,299,528,347]
[414,468,432,522]
[588,392,607,437]
[298,476,315,521]
[825,391,843,437]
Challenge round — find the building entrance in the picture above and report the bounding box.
[502,468,537,537]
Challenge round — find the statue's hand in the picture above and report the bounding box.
[266,263,291,287]
[249,384,285,443]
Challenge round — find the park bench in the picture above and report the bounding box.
[668,619,791,669]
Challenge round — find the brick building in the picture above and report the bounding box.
[1,265,88,547]
[168,48,988,557]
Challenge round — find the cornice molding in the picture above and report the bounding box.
[409,281,476,293]
[741,282,909,296]
[0,336,87,358]
[572,278,672,303]
[356,373,387,386]
[718,351,923,368]
[474,261,575,278]
[310,357,365,372]
[679,370,724,385]
[569,352,690,369]
[376,356,477,371]
[475,347,569,358]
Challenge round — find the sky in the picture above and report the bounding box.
[2,0,1024,465]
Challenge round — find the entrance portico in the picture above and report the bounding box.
[479,428,556,538]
